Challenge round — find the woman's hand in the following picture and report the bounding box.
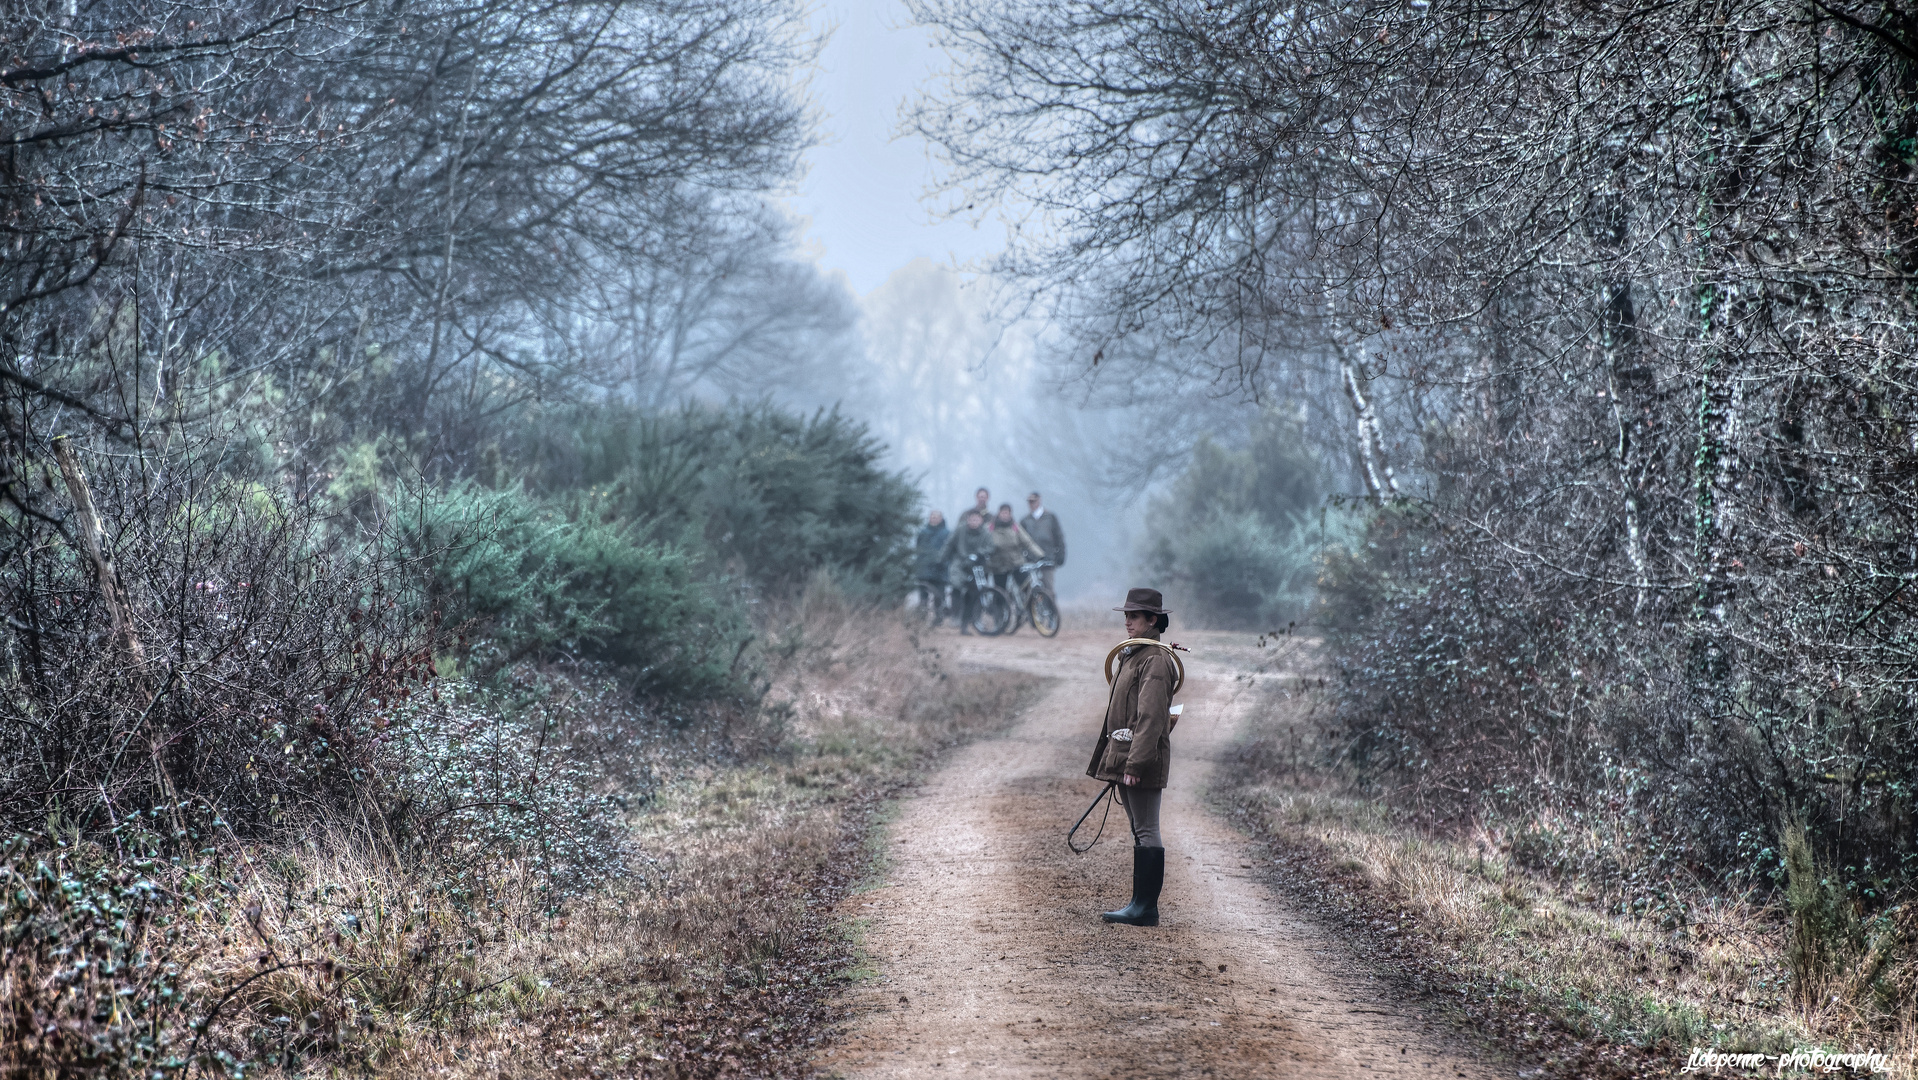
[1123,774,1139,786]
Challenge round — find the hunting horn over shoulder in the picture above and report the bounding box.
[1104,638,1186,694]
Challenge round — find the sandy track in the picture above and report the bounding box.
[818,629,1508,1079]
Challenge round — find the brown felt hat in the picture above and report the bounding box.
[1113,587,1170,615]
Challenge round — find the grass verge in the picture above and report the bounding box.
[1216,678,1915,1079]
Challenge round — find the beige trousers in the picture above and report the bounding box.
[1118,784,1162,848]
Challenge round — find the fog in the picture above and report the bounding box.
[850,260,1143,605]
[755,0,1166,605]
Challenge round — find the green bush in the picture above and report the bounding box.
[393,483,750,700]
[1781,818,1904,1012]
[1142,413,1348,627]
[509,401,919,599]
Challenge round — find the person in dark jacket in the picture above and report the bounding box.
[911,510,951,622]
[1087,588,1180,926]
[1019,491,1065,594]
[939,509,995,633]
[913,510,950,583]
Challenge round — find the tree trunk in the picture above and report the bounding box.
[52,436,144,665]
[1340,342,1399,505]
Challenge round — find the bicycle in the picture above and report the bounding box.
[964,554,1016,635]
[973,560,1060,637]
[1007,559,1061,637]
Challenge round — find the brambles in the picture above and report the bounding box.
[0,831,205,1079]
[0,458,432,837]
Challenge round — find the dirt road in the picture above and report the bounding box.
[819,628,1508,1079]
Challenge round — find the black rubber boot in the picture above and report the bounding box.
[1101,846,1165,926]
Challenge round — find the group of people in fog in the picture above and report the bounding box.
[911,487,1067,633]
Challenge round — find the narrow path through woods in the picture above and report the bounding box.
[819,628,1510,1079]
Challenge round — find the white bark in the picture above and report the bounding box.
[53,437,145,665]
[1340,343,1399,504]
[1607,369,1651,611]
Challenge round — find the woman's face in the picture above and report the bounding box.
[1124,610,1155,637]
[997,508,1013,525]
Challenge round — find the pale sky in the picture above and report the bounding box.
[782,4,1139,602]
[787,0,1004,296]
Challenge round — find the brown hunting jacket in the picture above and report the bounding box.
[1086,638,1178,789]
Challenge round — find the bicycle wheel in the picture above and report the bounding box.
[999,586,1025,635]
[1027,589,1061,637]
[972,586,1016,636]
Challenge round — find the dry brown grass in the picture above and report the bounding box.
[1220,680,1918,1079]
[4,579,1039,1080]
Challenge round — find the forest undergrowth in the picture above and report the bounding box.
[2,580,1037,1080]
[1220,670,1917,1079]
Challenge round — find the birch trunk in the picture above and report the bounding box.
[1340,342,1399,505]
[1602,277,1652,611]
[52,437,145,665]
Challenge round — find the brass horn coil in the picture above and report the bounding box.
[1103,638,1186,694]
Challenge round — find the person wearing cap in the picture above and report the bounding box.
[1087,588,1179,926]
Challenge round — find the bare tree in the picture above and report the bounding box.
[0,0,824,832]
[913,0,1918,887]
[546,199,859,409]
[0,0,817,463]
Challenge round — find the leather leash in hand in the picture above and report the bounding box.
[1067,781,1117,854]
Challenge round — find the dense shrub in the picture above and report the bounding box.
[509,400,919,598]
[393,483,751,699]
[368,688,634,904]
[0,446,686,868]
[0,454,434,837]
[1319,500,1918,919]
[1317,506,1620,801]
[1143,414,1345,627]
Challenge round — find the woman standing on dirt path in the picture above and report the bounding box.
[1088,588,1180,927]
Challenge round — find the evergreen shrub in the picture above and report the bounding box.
[394,483,750,700]
[1142,413,1349,627]
[509,401,919,599]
